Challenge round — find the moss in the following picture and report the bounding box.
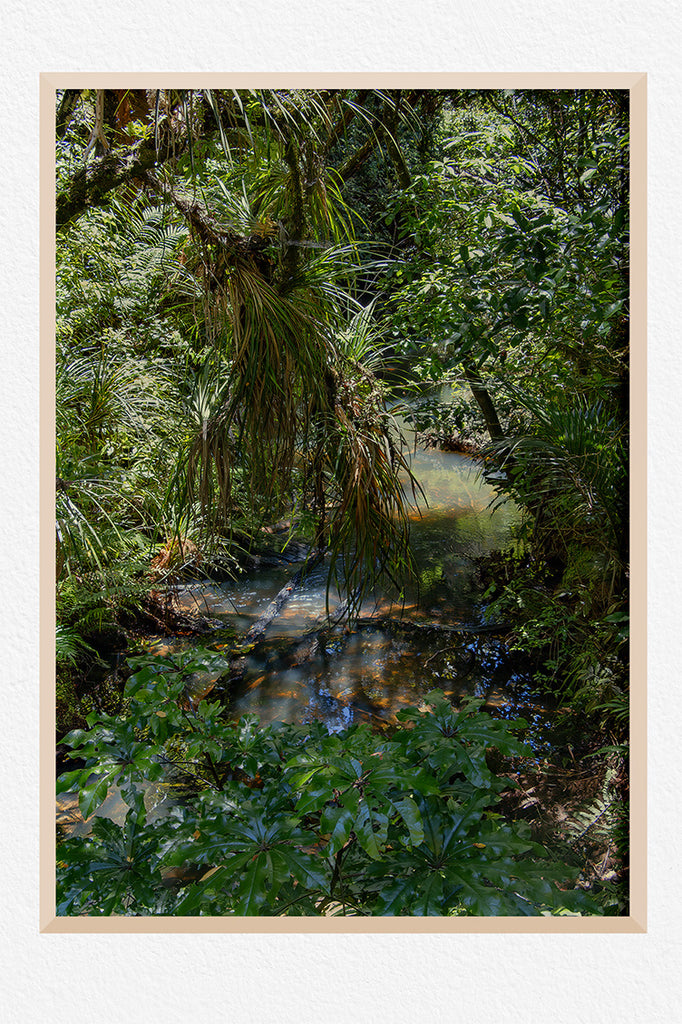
[56,671,88,737]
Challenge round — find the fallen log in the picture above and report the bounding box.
[243,550,324,645]
[221,577,512,689]
[227,609,511,688]
[222,552,325,684]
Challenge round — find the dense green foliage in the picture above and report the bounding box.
[379,92,629,718]
[57,650,595,916]
[56,90,425,631]
[55,87,630,916]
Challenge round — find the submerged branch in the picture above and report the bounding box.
[242,551,325,646]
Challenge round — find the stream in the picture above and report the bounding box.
[58,444,557,839]
[168,446,554,744]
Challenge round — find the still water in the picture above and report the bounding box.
[57,448,554,838]
[169,449,553,739]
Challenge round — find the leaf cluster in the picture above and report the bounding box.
[57,651,597,917]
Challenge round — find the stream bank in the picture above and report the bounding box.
[57,447,627,910]
[137,449,557,745]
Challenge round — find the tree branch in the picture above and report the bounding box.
[56,126,179,230]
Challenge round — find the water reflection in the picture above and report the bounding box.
[168,452,553,741]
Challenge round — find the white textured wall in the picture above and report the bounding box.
[2,3,678,1021]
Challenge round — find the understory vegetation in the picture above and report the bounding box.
[57,658,596,917]
[54,87,630,916]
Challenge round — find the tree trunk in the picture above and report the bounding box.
[462,363,505,441]
[56,89,82,140]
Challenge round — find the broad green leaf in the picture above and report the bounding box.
[391,797,424,847]
[56,768,88,795]
[355,800,388,860]
[79,772,116,818]
[294,784,336,816]
[320,805,355,856]
[411,871,445,915]
[234,853,269,914]
[276,847,329,892]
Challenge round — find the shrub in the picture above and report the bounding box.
[56,649,596,916]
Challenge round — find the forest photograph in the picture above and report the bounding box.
[53,86,630,918]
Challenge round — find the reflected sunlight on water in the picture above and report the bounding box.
[166,453,545,735]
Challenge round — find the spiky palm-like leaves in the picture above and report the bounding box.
[483,389,627,574]
[177,252,419,610]
[57,88,424,615]
[325,373,419,613]
[55,344,179,580]
[163,119,419,608]
[175,258,336,528]
[480,385,628,706]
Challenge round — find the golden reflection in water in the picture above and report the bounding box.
[165,452,522,730]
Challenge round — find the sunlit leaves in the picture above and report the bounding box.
[56,649,596,916]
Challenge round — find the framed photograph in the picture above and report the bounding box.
[43,75,644,933]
